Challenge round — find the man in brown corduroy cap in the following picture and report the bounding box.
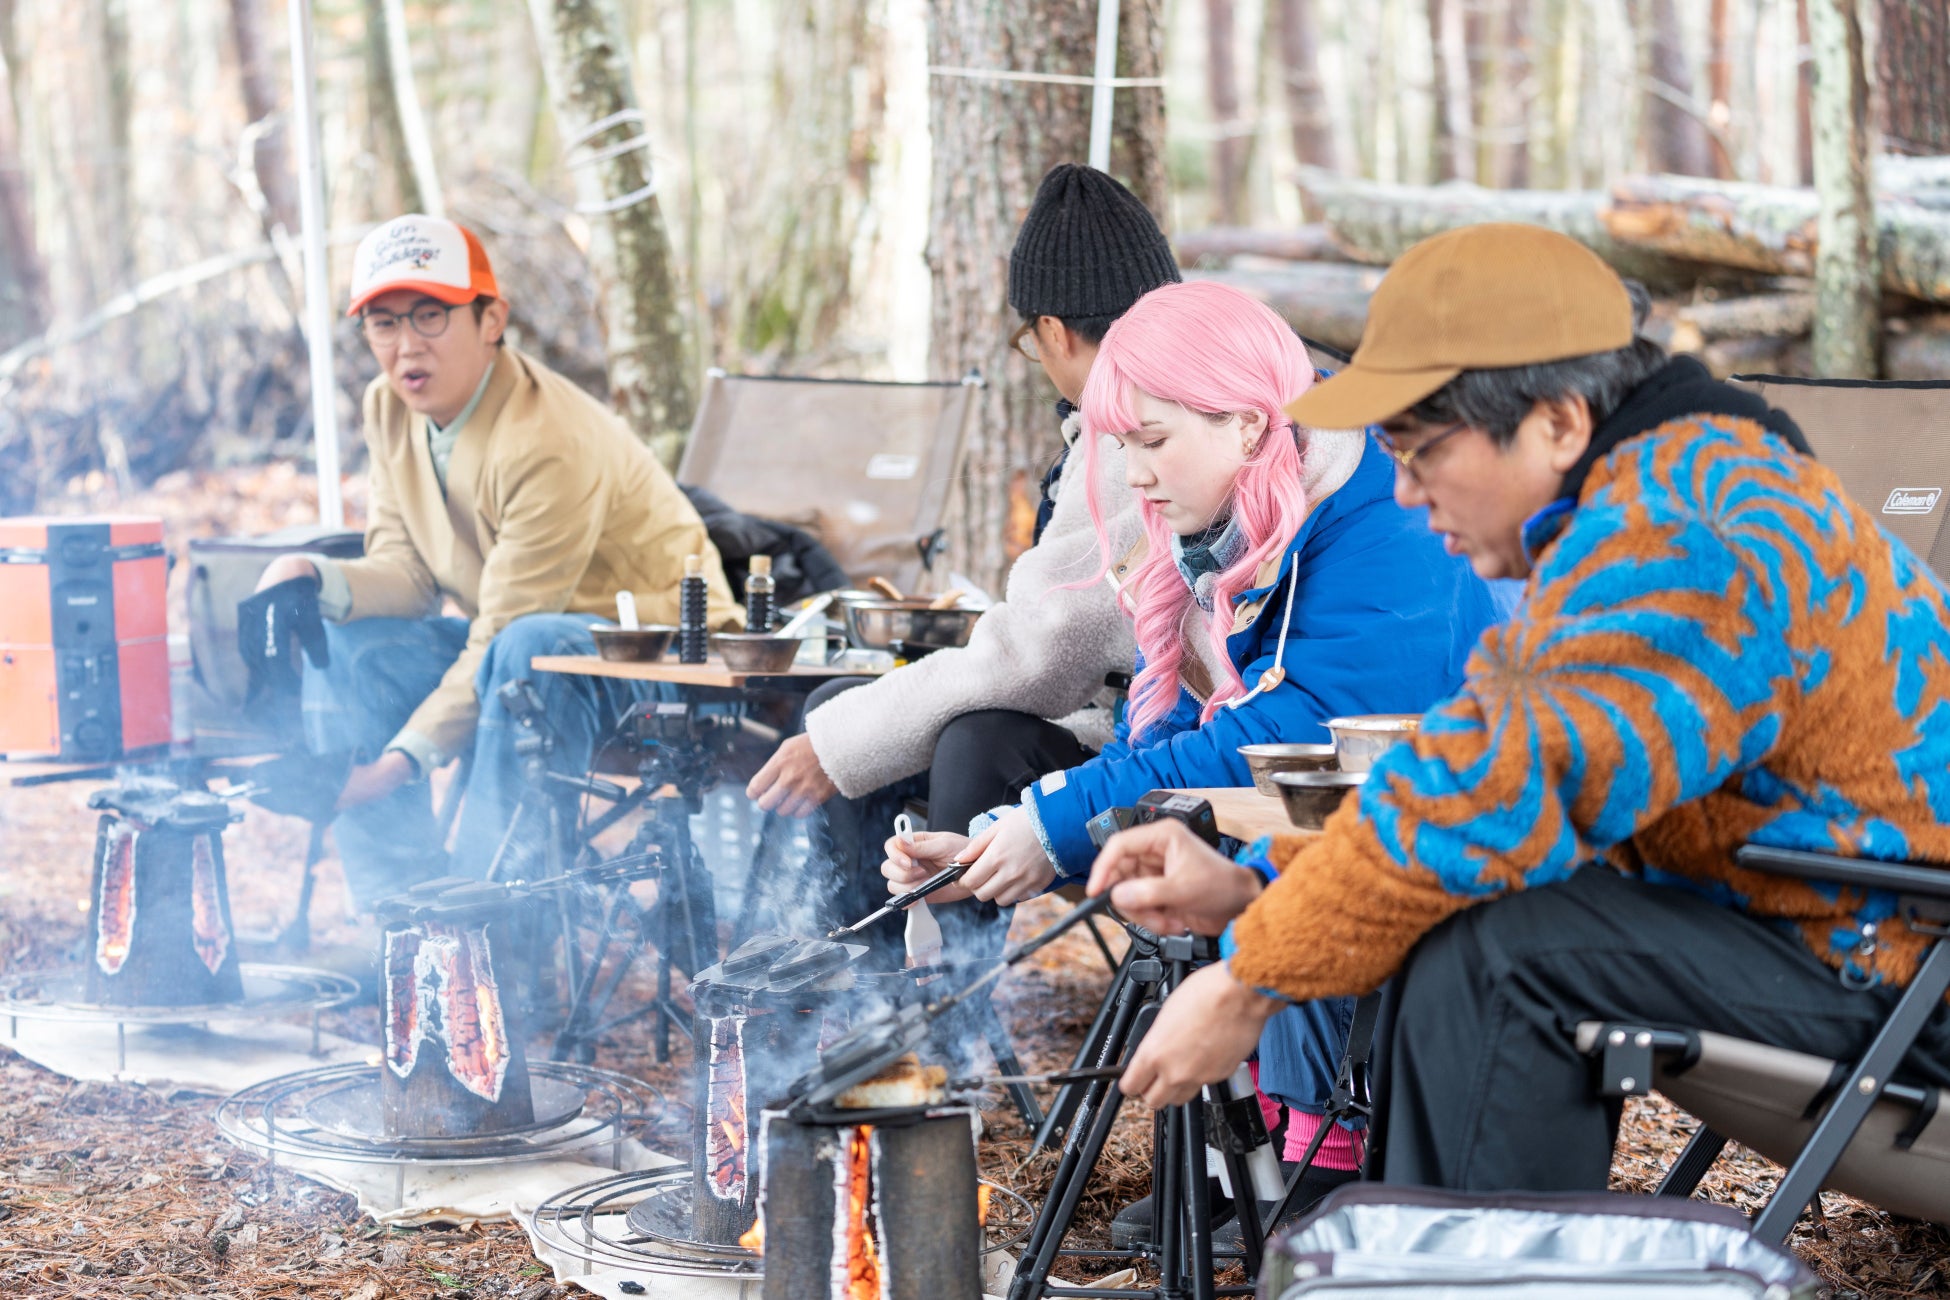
[1081,222,1950,1196]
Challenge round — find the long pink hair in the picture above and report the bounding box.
[1077,281,1315,739]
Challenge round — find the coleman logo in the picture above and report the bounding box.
[1884,487,1943,516]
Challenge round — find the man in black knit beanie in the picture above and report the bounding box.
[747,162,1175,982]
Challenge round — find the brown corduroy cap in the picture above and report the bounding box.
[1287,223,1635,430]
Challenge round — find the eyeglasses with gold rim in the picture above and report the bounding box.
[1371,420,1470,481]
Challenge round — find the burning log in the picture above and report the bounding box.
[376,883,535,1139]
[690,1008,824,1245]
[82,783,243,1008]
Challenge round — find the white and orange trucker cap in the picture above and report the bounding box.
[346,214,500,316]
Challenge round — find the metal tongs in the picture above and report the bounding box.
[828,860,970,938]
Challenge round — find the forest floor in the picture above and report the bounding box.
[1,466,1947,1298]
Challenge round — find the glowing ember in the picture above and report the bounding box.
[189,833,230,975]
[738,1220,764,1253]
[978,1184,992,1226]
[382,922,513,1101]
[844,1125,880,1300]
[94,822,136,975]
[705,1018,750,1201]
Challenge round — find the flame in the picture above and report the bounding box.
[189,833,231,975]
[845,1125,880,1300]
[739,1220,764,1253]
[382,923,513,1101]
[978,1184,992,1226]
[721,1119,742,1152]
[706,1018,750,1200]
[94,822,136,976]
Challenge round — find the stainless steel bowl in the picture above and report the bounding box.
[1324,713,1422,773]
[1238,743,1338,796]
[592,626,677,662]
[1272,769,1368,830]
[712,633,802,673]
[842,600,983,651]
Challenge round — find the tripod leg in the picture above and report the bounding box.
[734,808,793,945]
[278,824,325,954]
[1183,1101,1216,1300]
[1031,949,1134,1156]
[1082,912,1118,973]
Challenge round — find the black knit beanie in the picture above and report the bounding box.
[1008,164,1181,321]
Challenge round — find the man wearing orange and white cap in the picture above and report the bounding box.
[254,213,739,904]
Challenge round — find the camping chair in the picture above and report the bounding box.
[1575,844,1950,1241]
[1732,373,1950,581]
[679,369,982,594]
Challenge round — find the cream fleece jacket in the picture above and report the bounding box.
[804,414,1141,798]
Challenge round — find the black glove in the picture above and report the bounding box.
[240,751,354,825]
[237,576,330,702]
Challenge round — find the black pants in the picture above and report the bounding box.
[804,678,1094,968]
[1378,864,1950,1190]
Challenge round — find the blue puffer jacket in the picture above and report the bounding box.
[1023,437,1501,878]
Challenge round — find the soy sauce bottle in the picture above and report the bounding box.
[678,554,708,663]
[744,554,776,632]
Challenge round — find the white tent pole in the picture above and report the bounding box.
[1087,0,1121,171]
[288,0,345,529]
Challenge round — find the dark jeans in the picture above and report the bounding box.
[300,612,664,907]
[1378,864,1950,1190]
[805,679,1095,967]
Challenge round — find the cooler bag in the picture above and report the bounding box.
[1260,1185,1817,1299]
[185,525,363,750]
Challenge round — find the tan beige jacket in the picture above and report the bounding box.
[337,347,741,758]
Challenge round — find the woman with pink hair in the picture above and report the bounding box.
[885,279,1500,1212]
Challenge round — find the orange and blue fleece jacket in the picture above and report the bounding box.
[1229,403,1950,1002]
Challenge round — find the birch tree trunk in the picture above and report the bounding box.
[1426,0,1469,181]
[1278,0,1334,172]
[529,0,696,468]
[363,0,425,215]
[926,0,1167,589]
[1809,0,1879,376]
[362,0,443,217]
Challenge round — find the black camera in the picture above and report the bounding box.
[1085,789,1223,851]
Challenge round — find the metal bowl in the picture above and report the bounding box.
[842,600,983,652]
[592,626,676,662]
[1238,743,1339,796]
[1324,714,1422,773]
[1272,769,1368,830]
[711,633,802,673]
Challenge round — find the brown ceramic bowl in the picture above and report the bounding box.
[593,626,677,662]
[1272,769,1367,830]
[712,633,802,673]
[1237,743,1339,796]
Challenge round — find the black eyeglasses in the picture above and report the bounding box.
[361,299,463,345]
[1372,420,1471,482]
[1009,319,1042,362]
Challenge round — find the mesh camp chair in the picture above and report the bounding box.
[1732,374,1950,580]
[678,369,982,595]
[1576,846,1950,1240]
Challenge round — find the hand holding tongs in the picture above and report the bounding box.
[829,812,969,939]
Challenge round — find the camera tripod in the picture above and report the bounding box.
[1006,924,1277,1300]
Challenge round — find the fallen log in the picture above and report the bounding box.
[1604,176,1950,303]
[1186,262,1379,352]
[1173,225,1347,266]
[1655,291,1817,355]
[1876,154,1950,193]
[1292,167,1746,291]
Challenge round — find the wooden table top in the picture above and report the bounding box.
[529,653,878,690]
[1171,786,1319,845]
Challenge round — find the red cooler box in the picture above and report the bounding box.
[0,515,170,761]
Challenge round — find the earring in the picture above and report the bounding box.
[1242,437,1258,457]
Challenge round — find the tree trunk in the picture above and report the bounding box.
[1278,0,1334,172]
[1629,0,1715,176]
[1707,0,1736,176]
[1188,263,1382,352]
[225,0,298,234]
[1809,0,1879,375]
[1606,174,1950,303]
[0,0,46,348]
[528,0,697,468]
[1797,0,1815,183]
[1296,167,1751,289]
[1426,0,1468,181]
[1876,0,1950,155]
[1493,0,1530,187]
[926,0,1167,589]
[1205,0,1248,224]
[363,0,425,215]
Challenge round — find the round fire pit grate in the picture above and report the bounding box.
[529,1165,1034,1280]
[215,1059,662,1200]
[0,961,361,1070]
